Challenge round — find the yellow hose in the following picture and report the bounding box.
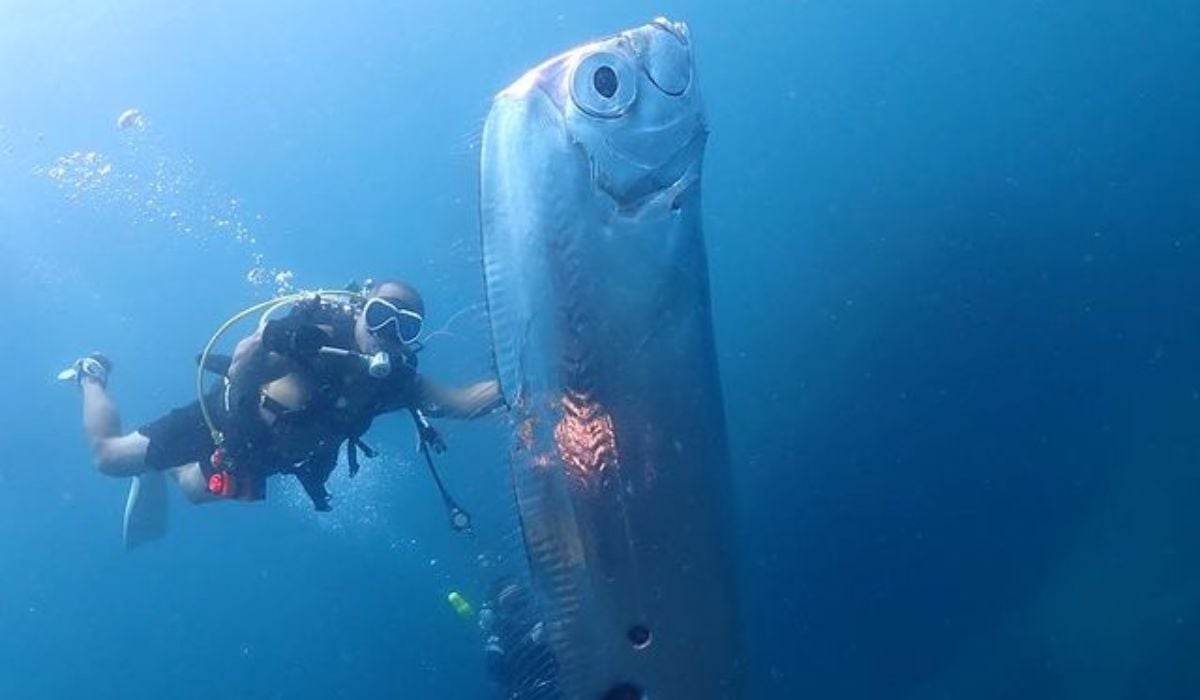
[196,289,365,443]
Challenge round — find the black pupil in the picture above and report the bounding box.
[593,66,619,99]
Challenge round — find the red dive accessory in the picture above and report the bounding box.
[208,471,237,497]
[207,447,238,497]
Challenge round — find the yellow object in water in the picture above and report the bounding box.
[447,591,473,619]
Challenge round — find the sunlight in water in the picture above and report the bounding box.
[34,108,295,293]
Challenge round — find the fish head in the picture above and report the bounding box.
[501,17,706,209]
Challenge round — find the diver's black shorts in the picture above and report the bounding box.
[138,400,217,472]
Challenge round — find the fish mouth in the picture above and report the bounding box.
[592,128,705,215]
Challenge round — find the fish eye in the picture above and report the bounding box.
[593,66,618,98]
[571,51,637,118]
[641,21,692,96]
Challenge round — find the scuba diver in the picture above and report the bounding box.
[61,279,505,547]
[479,577,563,700]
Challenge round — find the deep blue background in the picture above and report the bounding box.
[1,1,1198,698]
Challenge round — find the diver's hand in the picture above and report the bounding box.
[262,320,329,358]
[292,325,330,355]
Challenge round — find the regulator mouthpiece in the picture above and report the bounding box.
[367,351,392,378]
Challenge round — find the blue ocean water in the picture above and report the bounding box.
[1,1,1198,698]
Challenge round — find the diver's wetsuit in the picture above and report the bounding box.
[136,381,325,503]
[139,390,224,474]
[135,300,502,508]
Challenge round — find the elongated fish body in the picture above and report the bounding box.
[480,18,741,699]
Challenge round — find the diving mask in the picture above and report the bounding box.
[363,296,423,344]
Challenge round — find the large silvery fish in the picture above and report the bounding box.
[479,17,741,699]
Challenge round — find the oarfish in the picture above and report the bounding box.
[480,17,742,699]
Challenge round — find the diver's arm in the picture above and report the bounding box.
[410,375,506,420]
[225,330,289,407]
[226,316,329,395]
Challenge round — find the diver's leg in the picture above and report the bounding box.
[81,378,150,477]
[168,464,221,504]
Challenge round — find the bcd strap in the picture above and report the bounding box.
[293,448,339,512]
[346,437,377,478]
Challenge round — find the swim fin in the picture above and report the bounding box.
[123,471,168,550]
[57,353,113,387]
